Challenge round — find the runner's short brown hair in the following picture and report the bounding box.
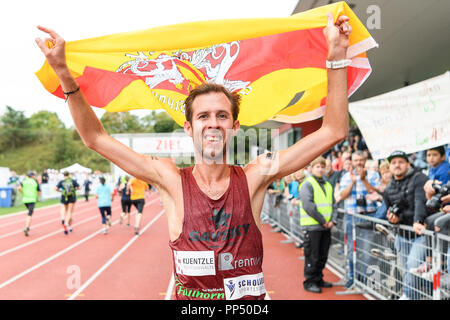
[184,83,241,124]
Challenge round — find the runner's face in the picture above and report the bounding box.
[184,92,239,162]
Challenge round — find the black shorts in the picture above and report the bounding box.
[99,206,111,224]
[25,202,35,216]
[61,196,76,205]
[121,199,132,213]
[131,199,145,213]
[99,206,112,216]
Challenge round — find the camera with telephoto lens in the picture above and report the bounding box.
[388,203,403,219]
[426,181,450,212]
[356,194,367,207]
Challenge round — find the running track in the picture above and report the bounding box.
[0,192,366,300]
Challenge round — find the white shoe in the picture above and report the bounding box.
[375,224,395,242]
[103,229,108,235]
[398,294,410,300]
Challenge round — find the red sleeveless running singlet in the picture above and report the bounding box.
[169,166,265,300]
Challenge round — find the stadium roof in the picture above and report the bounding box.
[292,0,450,101]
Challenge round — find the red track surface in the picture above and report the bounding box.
[0,193,365,300]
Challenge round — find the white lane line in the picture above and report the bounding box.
[68,209,165,300]
[0,225,103,289]
[0,198,157,256]
[0,204,104,240]
[0,201,159,289]
[0,214,98,257]
[0,201,93,226]
[165,273,175,300]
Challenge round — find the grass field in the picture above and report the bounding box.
[0,197,61,216]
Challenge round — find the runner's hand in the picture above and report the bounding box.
[323,12,351,60]
[35,26,68,74]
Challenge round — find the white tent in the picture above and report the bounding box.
[0,167,11,187]
[60,163,92,174]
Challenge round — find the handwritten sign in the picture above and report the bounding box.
[349,71,450,160]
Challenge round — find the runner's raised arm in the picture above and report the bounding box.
[246,12,351,188]
[35,26,177,190]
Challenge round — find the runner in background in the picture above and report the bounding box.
[17,171,41,237]
[128,177,148,235]
[56,171,80,235]
[83,176,92,202]
[95,177,115,235]
[119,175,132,226]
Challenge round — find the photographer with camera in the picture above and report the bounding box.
[423,182,450,279]
[422,145,450,235]
[420,146,450,281]
[339,150,380,288]
[383,151,430,300]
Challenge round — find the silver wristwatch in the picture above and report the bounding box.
[326,59,352,69]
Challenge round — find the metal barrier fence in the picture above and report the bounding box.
[263,192,450,300]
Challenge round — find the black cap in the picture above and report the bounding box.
[387,150,409,163]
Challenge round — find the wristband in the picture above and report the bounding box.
[63,86,80,102]
[326,59,352,69]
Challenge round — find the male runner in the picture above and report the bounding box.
[36,12,351,299]
[17,171,41,236]
[56,171,80,235]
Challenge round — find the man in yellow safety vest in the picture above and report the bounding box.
[299,156,337,293]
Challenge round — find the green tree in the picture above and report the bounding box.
[50,129,79,168]
[152,111,181,133]
[0,106,34,149]
[101,112,145,134]
[29,110,65,131]
[29,110,66,143]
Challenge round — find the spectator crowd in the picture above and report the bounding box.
[267,125,450,299]
[3,123,450,300]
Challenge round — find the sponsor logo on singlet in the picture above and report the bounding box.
[188,206,251,246]
[218,252,263,271]
[174,276,225,300]
[223,272,266,300]
[174,250,215,276]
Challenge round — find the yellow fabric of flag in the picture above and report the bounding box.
[36,1,377,126]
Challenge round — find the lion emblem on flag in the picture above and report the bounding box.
[116,41,251,95]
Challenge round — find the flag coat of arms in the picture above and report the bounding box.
[36,1,377,126]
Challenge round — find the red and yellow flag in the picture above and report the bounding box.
[36,1,377,126]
